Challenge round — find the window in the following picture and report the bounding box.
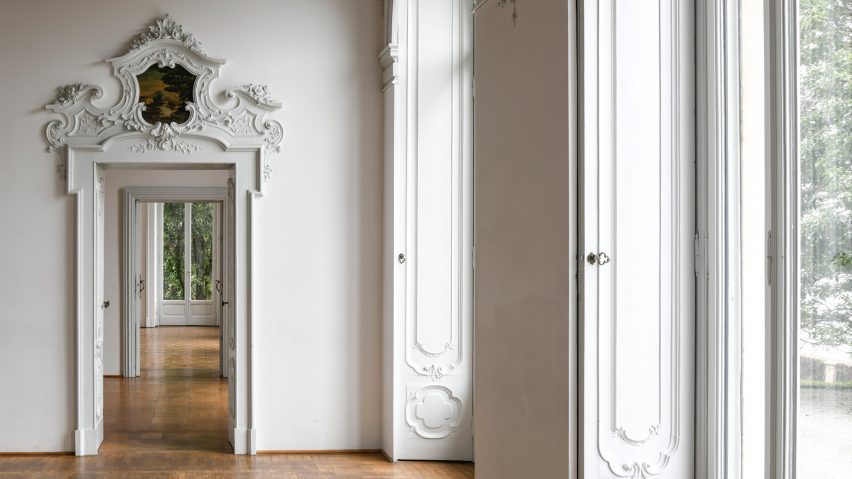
[162,202,185,301]
[795,0,852,475]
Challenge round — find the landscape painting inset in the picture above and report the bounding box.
[137,64,196,125]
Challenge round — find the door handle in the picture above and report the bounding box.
[587,251,611,266]
[222,300,229,307]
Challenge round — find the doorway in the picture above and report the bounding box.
[121,187,233,382]
[108,185,236,454]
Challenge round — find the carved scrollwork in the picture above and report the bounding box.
[128,14,204,55]
[45,14,284,178]
[53,83,102,106]
[234,84,276,106]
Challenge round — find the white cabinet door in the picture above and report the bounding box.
[581,0,694,477]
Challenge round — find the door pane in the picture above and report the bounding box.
[190,202,214,300]
[162,202,185,300]
[797,0,852,475]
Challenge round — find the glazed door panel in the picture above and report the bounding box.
[159,202,218,326]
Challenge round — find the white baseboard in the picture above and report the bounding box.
[231,427,257,455]
[74,428,99,456]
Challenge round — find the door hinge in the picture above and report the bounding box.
[693,233,701,277]
[767,230,774,286]
[576,253,584,281]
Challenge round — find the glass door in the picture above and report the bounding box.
[160,202,219,326]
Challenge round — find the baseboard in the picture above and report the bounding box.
[231,427,256,455]
[74,428,99,456]
[257,449,382,455]
[0,451,73,456]
[380,449,394,462]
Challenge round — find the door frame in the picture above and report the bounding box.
[122,187,230,378]
[67,150,262,457]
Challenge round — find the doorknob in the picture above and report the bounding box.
[587,251,611,265]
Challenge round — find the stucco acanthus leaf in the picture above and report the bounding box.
[45,14,284,179]
[128,14,204,55]
[234,84,276,106]
[53,83,102,106]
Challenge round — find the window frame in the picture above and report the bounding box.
[766,0,799,477]
[695,0,743,477]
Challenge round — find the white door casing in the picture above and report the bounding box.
[581,0,695,477]
[382,0,474,461]
[94,173,106,449]
[46,14,282,456]
[144,203,161,329]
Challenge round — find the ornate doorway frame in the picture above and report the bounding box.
[44,14,283,455]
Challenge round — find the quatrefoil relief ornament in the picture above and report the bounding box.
[405,385,463,439]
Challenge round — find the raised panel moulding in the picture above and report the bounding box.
[595,0,684,476]
[404,0,465,382]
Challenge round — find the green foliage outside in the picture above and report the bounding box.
[163,203,185,300]
[799,0,852,349]
[162,202,214,301]
[190,202,214,300]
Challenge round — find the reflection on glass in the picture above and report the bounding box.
[162,203,185,300]
[797,0,852,475]
[190,203,214,300]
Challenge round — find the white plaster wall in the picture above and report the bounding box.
[102,169,231,376]
[0,0,383,452]
[473,1,574,477]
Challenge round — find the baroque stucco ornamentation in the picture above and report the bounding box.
[128,14,204,54]
[46,14,284,180]
[405,385,463,439]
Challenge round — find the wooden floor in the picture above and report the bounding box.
[0,327,474,478]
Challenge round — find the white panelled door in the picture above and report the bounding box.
[581,0,695,478]
[389,0,473,461]
[160,202,220,326]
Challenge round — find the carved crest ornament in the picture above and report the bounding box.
[46,14,283,180]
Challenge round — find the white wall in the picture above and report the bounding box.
[0,0,383,452]
[102,169,231,375]
[473,1,574,477]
